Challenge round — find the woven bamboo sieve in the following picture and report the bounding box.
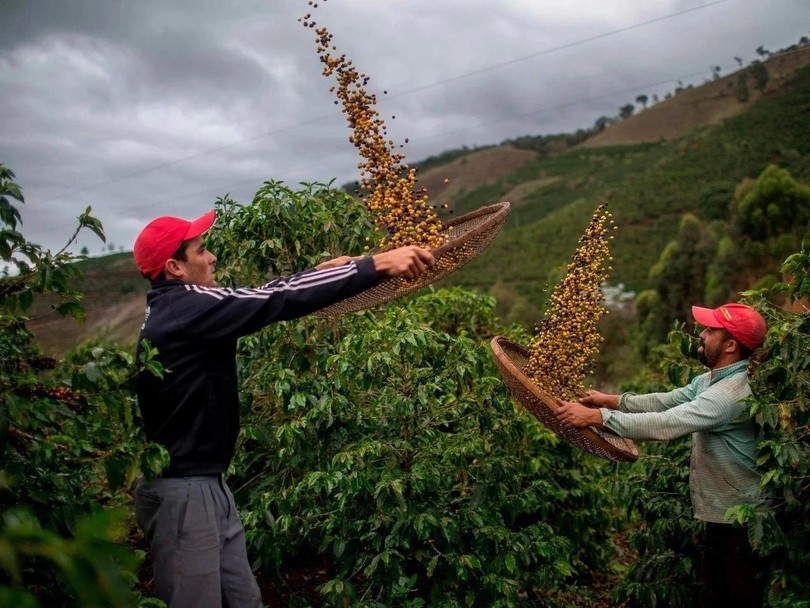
[315,201,511,317]
[490,336,638,463]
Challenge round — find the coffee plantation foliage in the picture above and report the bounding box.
[3,166,810,607]
[608,169,810,608]
[612,258,810,606]
[207,181,623,606]
[1,172,621,607]
[0,164,166,608]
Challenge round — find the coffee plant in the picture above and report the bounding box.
[612,246,810,607]
[0,163,166,607]
[207,183,624,607]
[5,162,807,607]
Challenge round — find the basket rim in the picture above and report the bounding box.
[314,201,511,317]
[375,200,511,256]
[490,335,638,462]
[434,201,511,254]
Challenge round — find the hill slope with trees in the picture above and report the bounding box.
[3,161,810,606]
[25,44,810,357]
[441,53,810,325]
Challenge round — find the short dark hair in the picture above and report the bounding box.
[737,341,754,360]
[721,327,754,359]
[147,240,190,281]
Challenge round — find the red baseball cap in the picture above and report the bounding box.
[691,303,767,350]
[133,210,216,280]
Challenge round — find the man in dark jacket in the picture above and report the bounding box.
[132,210,434,607]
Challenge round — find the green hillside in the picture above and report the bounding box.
[25,52,810,355]
[7,42,810,608]
[26,252,147,355]
[440,63,810,317]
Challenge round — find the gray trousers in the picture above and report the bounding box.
[134,475,263,608]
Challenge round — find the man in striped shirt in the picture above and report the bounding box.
[132,210,434,607]
[556,302,767,607]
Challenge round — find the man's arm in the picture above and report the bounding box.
[579,390,620,409]
[170,246,436,339]
[316,246,435,278]
[556,400,605,428]
[370,246,435,279]
[554,390,619,429]
[560,384,747,440]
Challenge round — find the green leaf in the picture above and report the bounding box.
[145,361,164,379]
[84,362,102,383]
[103,454,130,492]
[140,443,170,479]
[364,553,380,577]
[427,555,439,578]
[504,553,516,574]
[54,301,85,321]
[79,207,106,243]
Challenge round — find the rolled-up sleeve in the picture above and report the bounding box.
[601,375,747,441]
[618,379,699,413]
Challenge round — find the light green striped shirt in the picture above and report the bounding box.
[600,359,762,523]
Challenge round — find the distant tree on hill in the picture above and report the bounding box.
[704,234,748,305]
[711,65,722,80]
[619,104,634,120]
[736,71,750,102]
[503,131,590,155]
[635,94,648,109]
[697,181,735,221]
[635,213,718,353]
[731,165,810,244]
[749,59,769,92]
[652,93,659,104]
[707,166,810,302]
[734,55,743,67]
[594,116,611,132]
[638,169,810,309]
[755,45,770,58]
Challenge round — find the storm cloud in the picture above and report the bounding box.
[2,0,807,255]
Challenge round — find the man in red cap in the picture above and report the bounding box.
[132,210,434,607]
[556,302,767,607]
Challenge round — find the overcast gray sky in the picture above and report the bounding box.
[2,0,808,257]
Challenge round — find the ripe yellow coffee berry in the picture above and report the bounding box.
[303,7,448,250]
[524,205,615,400]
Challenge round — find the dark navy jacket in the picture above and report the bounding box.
[135,257,379,476]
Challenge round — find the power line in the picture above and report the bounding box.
[42,30,799,250]
[28,0,732,211]
[406,45,810,150]
[385,0,731,99]
[32,113,340,207]
[23,60,740,241]
[405,64,737,149]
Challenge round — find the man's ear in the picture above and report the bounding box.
[724,337,739,354]
[164,258,184,280]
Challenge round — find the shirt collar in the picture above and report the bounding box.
[709,359,749,383]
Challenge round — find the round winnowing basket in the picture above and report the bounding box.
[315,201,511,317]
[490,336,639,463]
